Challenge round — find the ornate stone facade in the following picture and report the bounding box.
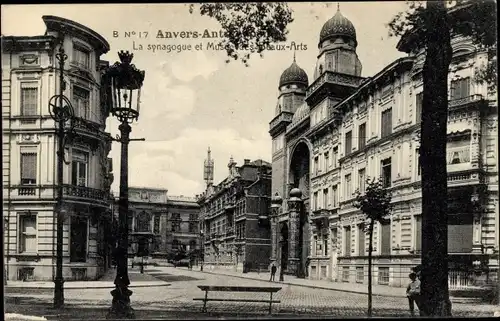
[269,8,498,287]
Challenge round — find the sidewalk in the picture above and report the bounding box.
[182,265,406,298]
[5,268,170,290]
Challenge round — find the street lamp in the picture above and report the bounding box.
[105,51,145,319]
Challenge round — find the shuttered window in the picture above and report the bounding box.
[21,153,37,185]
[450,77,470,100]
[448,213,473,253]
[20,214,37,253]
[381,108,392,138]
[416,93,423,124]
[380,222,391,255]
[21,87,38,116]
[358,224,365,255]
[345,131,352,156]
[415,215,422,252]
[358,123,366,150]
[344,226,351,257]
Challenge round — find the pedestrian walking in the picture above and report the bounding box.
[406,272,422,316]
[270,262,277,282]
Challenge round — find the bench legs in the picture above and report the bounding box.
[269,292,273,314]
[202,290,208,312]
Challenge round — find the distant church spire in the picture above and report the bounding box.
[293,49,296,63]
[203,146,214,186]
[337,2,340,11]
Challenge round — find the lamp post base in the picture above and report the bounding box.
[107,287,135,319]
[53,277,65,308]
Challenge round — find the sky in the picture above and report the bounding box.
[1,2,409,197]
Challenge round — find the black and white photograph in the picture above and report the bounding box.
[1,1,498,319]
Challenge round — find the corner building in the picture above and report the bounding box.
[269,7,498,287]
[198,158,272,272]
[2,16,114,281]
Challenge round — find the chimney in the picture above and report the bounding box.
[244,159,250,165]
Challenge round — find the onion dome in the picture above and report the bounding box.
[319,5,357,45]
[279,58,309,88]
[291,102,310,126]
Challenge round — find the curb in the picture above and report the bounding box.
[177,267,403,298]
[5,283,171,290]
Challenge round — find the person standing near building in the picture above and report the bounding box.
[270,262,277,282]
[406,272,422,316]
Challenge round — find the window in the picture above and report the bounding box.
[332,186,338,208]
[324,151,329,171]
[378,267,390,285]
[20,153,37,185]
[73,86,90,119]
[323,237,328,256]
[153,214,161,234]
[171,213,181,232]
[450,77,470,100]
[70,217,88,262]
[189,214,197,221]
[71,150,88,187]
[415,215,422,252]
[381,158,392,188]
[358,123,366,150]
[380,221,391,255]
[342,266,350,282]
[314,156,319,175]
[323,188,329,209]
[381,108,393,138]
[345,174,352,198]
[172,239,179,250]
[358,168,366,194]
[358,224,365,256]
[332,147,338,168]
[345,131,352,156]
[416,93,423,124]
[313,192,319,210]
[19,214,37,253]
[189,221,197,233]
[356,266,364,283]
[136,211,151,232]
[344,226,351,257]
[20,87,38,116]
[73,45,90,69]
[416,149,421,177]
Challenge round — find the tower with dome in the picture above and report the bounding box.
[268,5,497,288]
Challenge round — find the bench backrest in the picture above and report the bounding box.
[198,285,282,293]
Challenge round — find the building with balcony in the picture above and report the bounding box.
[197,153,272,272]
[268,6,498,287]
[122,187,200,261]
[2,16,115,281]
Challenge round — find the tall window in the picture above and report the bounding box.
[323,237,328,256]
[153,213,161,234]
[381,158,392,188]
[314,156,319,175]
[358,224,365,256]
[19,213,37,253]
[381,108,393,138]
[20,87,38,116]
[345,131,352,156]
[324,151,330,171]
[415,215,422,252]
[313,192,319,210]
[358,168,366,194]
[332,185,338,208]
[416,148,421,177]
[73,86,90,119]
[358,123,366,150]
[171,213,181,232]
[323,188,329,209]
[70,217,88,262]
[73,45,90,69]
[345,174,352,198]
[380,221,391,255]
[20,152,37,185]
[71,150,88,187]
[333,147,338,168]
[450,77,470,100]
[416,93,423,125]
[344,226,352,257]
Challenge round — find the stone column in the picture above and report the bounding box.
[287,188,303,276]
[471,191,483,253]
[270,193,283,263]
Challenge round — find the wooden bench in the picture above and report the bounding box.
[193,285,282,314]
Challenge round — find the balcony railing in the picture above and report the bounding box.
[449,270,474,290]
[62,184,109,203]
[306,71,364,98]
[449,94,485,110]
[18,186,37,196]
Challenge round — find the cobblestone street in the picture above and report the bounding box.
[5,266,497,319]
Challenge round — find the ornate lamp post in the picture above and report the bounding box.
[105,51,145,319]
[48,45,74,309]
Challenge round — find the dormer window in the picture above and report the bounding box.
[73,45,90,69]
